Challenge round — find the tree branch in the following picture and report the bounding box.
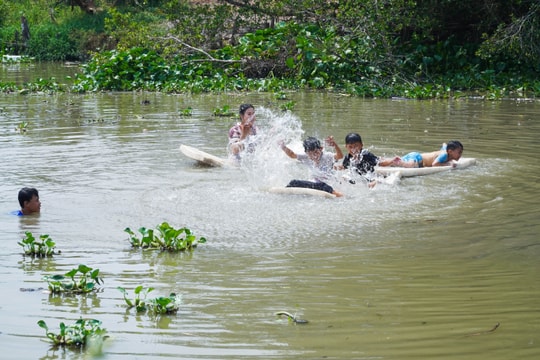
[161,35,244,64]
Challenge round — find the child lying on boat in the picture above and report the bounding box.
[280,136,344,197]
[381,140,464,168]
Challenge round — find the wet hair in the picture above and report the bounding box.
[18,187,39,208]
[303,137,322,152]
[447,140,463,151]
[345,133,362,144]
[239,103,254,116]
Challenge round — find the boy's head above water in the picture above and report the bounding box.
[18,187,41,215]
[303,137,324,161]
[303,137,322,152]
[345,132,363,155]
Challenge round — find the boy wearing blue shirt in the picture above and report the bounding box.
[12,187,41,216]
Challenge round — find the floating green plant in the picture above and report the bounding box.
[17,121,28,133]
[118,285,182,314]
[124,222,206,252]
[43,264,103,293]
[178,107,193,116]
[18,231,59,257]
[212,105,235,117]
[274,91,288,100]
[37,318,107,349]
[279,100,296,111]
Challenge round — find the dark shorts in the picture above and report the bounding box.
[286,180,334,194]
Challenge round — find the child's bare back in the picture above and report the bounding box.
[420,150,444,167]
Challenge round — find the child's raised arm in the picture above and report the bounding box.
[279,141,297,159]
[325,136,344,161]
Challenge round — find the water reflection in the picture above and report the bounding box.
[0,83,539,359]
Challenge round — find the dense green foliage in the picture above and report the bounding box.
[0,1,107,61]
[2,0,540,98]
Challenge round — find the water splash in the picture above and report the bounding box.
[237,107,397,196]
[239,107,307,189]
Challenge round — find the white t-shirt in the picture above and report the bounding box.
[296,152,335,182]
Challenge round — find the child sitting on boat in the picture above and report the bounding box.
[228,103,258,160]
[335,132,397,188]
[280,136,344,197]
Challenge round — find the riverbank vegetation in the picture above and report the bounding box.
[1,0,539,99]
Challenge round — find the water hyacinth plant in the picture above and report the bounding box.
[212,105,235,117]
[178,107,193,116]
[17,121,29,134]
[43,264,103,293]
[37,318,107,348]
[18,231,59,257]
[118,285,182,314]
[124,222,206,252]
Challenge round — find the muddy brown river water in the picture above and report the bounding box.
[1,63,539,359]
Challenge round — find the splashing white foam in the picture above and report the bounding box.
[239,107,308,189]
[236,107,399,196]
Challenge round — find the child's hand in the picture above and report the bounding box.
[391,156,402,166]
[325,136,337,147]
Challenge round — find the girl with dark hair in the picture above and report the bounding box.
[228,103,258,160]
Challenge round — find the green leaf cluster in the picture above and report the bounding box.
[212,105,235,117]
[37,318,107,348]
[18,231,58,257]
[44,264,103,293]
[118,286,182,314]
[124,222,206,252]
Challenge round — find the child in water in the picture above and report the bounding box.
[280,136,344,197]
[13,187,41,216]
[228,103,258,160]
[336,132,397,188]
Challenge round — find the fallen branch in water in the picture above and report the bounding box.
[465,322,500,337]
[275,311,309,324]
